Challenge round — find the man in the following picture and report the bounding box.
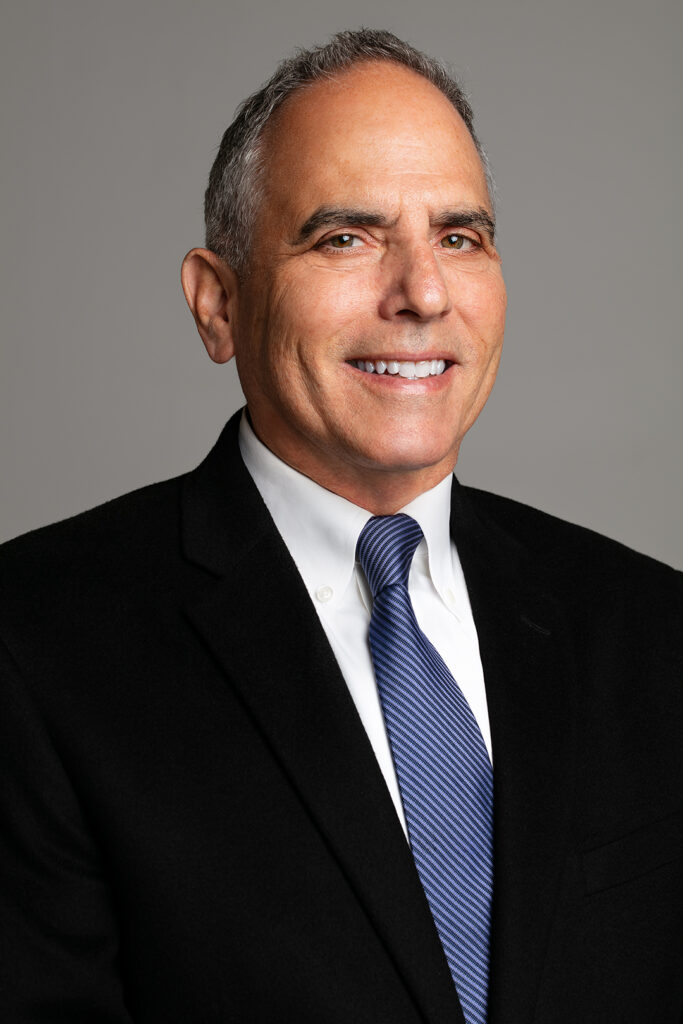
[0,28,681,1024]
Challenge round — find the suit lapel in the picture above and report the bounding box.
[451,482,577,1024]
[182,414,466,1024]
[181,417,577,1024]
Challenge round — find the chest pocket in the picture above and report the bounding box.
[581,807,683,895]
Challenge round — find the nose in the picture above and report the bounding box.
[378,243,452,321]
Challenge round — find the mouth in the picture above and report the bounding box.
[347,358,451,379]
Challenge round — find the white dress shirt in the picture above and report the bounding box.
[238,413,492,837]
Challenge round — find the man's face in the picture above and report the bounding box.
[231,61,506,508]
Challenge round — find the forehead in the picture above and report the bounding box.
[258,62,490,223]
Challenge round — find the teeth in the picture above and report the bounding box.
[352,358,447,379]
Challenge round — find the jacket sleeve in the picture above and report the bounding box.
[0,638,134,1023]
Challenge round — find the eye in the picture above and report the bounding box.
[440,233,478,251]
[319,233,363,250]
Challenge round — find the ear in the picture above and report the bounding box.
[181,248,239,364]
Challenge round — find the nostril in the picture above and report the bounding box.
[395,307,447,318]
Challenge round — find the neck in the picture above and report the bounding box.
[268,446,456,514]
[244,409,459,514]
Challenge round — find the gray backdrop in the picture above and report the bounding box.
[1,0,681,567]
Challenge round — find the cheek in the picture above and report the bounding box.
[274,269,374,344]
[458,273,506,350]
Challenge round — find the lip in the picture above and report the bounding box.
[343,359,456,390]
[347,354,454,364]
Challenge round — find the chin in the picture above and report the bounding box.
[354,434,458,476]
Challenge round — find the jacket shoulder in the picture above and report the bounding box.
[0,477,190,653]
[460,483,682,596]
[1,476,184,576]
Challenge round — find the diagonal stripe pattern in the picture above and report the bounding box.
[357,514,493,1024]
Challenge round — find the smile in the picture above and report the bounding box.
[348,358,449,379]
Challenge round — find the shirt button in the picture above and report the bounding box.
[446,588,457,607]
[315,585,334,603]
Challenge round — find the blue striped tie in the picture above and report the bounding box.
[357,514,493,1024]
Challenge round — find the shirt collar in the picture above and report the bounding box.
[400,475,457,604]
[238,411,457,609]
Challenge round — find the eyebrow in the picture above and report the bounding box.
[431,208,496,243]
[292,207,396,244]
[292,204,496,244]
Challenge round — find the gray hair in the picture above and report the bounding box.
[204,28,493,274]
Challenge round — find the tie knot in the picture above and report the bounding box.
[356,514,424,597]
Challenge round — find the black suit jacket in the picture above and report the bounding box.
[1,412,682,1023]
